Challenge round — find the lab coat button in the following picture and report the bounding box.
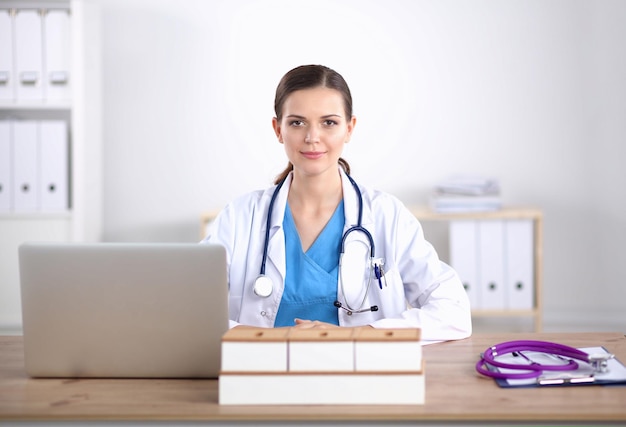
[260,310,267,316]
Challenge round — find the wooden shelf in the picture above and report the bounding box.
[412,206,543,332]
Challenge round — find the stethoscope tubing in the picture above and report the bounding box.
[255,172,378,310]
[259,175,287,276]
[476,340,590,380]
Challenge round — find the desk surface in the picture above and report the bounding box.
[1,332,625,424]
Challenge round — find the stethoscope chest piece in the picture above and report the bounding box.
[254,275,273,298]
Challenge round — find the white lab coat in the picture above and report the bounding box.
[203,169,472,342]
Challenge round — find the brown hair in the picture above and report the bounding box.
[273,65,352,184]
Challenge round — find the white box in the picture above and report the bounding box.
[288,329,354,372]
[354,328,422,372]
[219,372,425,405]
[221,327,288,372]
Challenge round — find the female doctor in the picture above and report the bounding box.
[202,65,471,342]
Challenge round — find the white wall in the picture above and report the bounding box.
[98,0,626,331]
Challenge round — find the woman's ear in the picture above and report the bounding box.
[345,115,357,143]
[272,117,283,143]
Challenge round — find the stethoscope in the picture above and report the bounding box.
[476,340,614,382]
[253,173,384,315]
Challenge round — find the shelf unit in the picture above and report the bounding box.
[0,0,102,332]
[411,206,543,332]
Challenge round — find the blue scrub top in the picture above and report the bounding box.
[274,200,344,327]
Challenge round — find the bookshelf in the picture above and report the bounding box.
[0,0,102,332]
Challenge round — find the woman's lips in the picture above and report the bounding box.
[301,151,325,159]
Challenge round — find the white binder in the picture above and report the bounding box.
[0,121,11,212]
[505,220,534,310]
[13,121,39,212]
[449,221,480,309]
[478,220,506,310]
[0,10,14,101]
[39,121,68,211]
[14,10,43,101]
[43,9,71,101]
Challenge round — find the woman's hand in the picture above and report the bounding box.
[293,318,339,329]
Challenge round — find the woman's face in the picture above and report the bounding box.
[273,87,356,180]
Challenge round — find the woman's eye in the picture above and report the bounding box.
[289,120,304,127]
[324,120,337,126]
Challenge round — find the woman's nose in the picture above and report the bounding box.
[305,127,320,143]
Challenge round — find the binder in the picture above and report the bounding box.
[0,9,14,101]
[14,9,43,101]
[0,121,11,212]
[449,220,480,309]
[505,220,534,310]
[39,121,68,211]
[478,220,506,309]
[43,9,71,101]
[13,121,39,212]
[38,120,69,212]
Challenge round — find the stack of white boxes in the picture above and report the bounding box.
[219,327,424,405]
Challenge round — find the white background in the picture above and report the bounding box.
[97,0,625,331]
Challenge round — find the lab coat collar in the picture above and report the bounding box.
[265,167,373,281]
[269,168,362,229]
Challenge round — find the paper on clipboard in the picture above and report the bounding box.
[493,347,626,388]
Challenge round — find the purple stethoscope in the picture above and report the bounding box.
[476,340,615,380]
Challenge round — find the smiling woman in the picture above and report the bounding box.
[201,64,472,342]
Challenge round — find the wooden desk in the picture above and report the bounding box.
[1,332,625,425]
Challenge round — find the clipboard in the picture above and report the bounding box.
[490,346,626,388]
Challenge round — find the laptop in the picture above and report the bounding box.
[18,242,229,378]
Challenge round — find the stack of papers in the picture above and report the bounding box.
[431,175,502,213]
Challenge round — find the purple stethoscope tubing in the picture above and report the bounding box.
[476,340,590,380]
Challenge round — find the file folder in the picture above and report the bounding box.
[449,220,480,309]
[39,121,68,211]
[0,121,11,212]
[478,220,505,309]
[13,121,39,212]
[14,10,43,101]
[0,9,14,101]
[505,220,534,310]
[43,9,71,101]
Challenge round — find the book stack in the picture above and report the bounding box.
[219,327,424,405]
[430,175,502,213]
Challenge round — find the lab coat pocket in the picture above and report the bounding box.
[376,268,407,314]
